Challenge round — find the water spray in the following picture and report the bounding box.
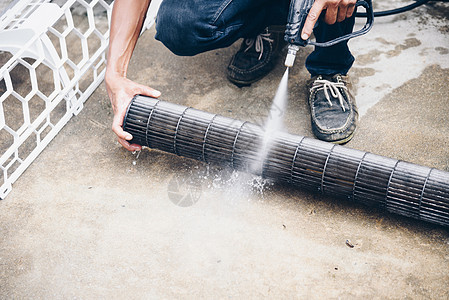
[123,95,449,228]
[252,68,289,175]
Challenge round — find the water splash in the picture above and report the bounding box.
[170,68,289,205]
[204,167,273,202]
[132,149,142,166]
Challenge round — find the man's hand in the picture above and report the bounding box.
[301,0,357,40]
[105,74,160,151]
[105,0,152,151]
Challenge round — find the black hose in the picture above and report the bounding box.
[357,0,431,17]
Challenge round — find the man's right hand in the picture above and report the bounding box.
[105,73,160,152]
[301,0,357,40]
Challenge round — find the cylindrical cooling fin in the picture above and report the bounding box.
[124,95,449,227]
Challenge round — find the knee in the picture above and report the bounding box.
[155,3,217,56]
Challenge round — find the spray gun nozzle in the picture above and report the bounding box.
[285,45,300,68]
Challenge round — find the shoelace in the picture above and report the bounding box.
[310,77,348,112]
[244,32,273,60]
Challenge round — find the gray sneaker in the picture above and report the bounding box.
[308,74,358,144]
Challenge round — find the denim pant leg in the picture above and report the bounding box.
[155,0,289,56]
[305,13,356,77]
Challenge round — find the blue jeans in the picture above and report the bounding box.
[155,0,356,76]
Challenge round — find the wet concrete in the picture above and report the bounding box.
[1,1,449,298]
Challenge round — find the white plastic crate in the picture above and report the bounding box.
[0,0,161,199]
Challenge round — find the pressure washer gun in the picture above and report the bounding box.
[284,0,374,67]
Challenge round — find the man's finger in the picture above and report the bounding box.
[118,137,141,152]
[346,4,355,18]
[112,110,130,141]
[145,87,161,98]
[324,5,338,24]
[301,1,324,40]
[337,6,348,22]
[114,114,142,152]
[137,84,161,98]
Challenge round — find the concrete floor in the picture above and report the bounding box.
[1,1,449,299]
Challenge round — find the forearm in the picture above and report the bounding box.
[106,0,151,79]
[105,0,160,152]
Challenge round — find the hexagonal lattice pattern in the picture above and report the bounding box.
[0,0,119,199]
[0,0,162,198]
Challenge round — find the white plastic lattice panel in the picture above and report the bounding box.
[0,0,161,199]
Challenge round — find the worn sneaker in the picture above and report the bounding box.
[227,27,285,87]
[308,74,358,144]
